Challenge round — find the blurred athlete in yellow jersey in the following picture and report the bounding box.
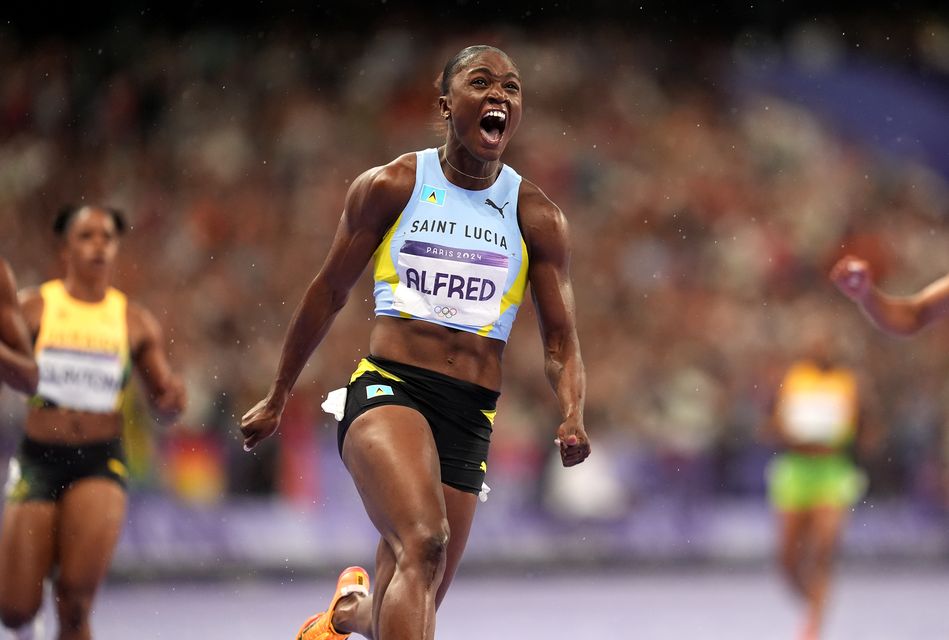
[0,206,185,640]
[763,328,879,640]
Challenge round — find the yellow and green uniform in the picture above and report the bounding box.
[767,360,866,510]
[32,279,131,412]
[6,280,132,502]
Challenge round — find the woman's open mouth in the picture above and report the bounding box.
[480,110,507,146]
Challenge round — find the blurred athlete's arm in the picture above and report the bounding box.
[760,400,787,449]
[830,256,949,336]
[129,303,186,421]
[519,181,590,468]
[0,260,38,394]
[758,368,790,449]
[240,158,410,450]
[853,372,883,463]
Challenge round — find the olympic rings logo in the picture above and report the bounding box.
[433,306,458,319]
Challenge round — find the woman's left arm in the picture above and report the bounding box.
[519,182,590,467]
[129,303,186,421]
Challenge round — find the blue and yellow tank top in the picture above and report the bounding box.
[32,280,131,413]
[372,148,529,342]
[776,360,858,448]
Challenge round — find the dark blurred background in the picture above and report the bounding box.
[1,1,948,577]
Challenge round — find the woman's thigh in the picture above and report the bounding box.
[55,478,127,593]
[343,404,448,547]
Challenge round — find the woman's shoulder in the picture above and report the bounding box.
[514,177,571,260]
[516,177,565,225]
[17,279,49,307]
[347,151,419,215]
[125,299,165,353]
[362,151,418,189]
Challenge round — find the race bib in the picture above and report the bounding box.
[392,240,508,327]
[781,391,851,444]
[37,347,124,412]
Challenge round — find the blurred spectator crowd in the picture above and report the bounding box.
[1,21,947,516]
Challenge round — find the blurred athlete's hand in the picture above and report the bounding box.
[240,397,282,451]
[554,417,591,467]
[153,374,187,418]
[830,255,873,302]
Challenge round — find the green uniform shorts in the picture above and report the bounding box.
[767,452,866,511]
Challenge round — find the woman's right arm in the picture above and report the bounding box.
[240,157,413,450]
[0,261,38,394]
[830,256,949,336]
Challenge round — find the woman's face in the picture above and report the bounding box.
[442,50,523,162]
[62,208,120,279]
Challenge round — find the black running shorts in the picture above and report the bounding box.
[4,436,129,502]
[338,355,499,495]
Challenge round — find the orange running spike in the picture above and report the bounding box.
[296,566,370,640]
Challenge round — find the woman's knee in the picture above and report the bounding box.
[397,520,450,578]
[0,597,42,631]
[812,538,839,569]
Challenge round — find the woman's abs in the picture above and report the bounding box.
[369,316,504,390]
[26,407,123,445]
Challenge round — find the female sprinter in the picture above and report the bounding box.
[763,328,877,640]
[0,206,186,640]
[240,45,590,640]
[831,255,949,335]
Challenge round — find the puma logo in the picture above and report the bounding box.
[484,198,509,218]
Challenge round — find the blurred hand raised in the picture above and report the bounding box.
[830,256,872,302]
[154,375,187,417]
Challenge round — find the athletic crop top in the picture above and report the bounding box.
[776,360,858,447]
[32,280,132,413]
[372,148,529,342]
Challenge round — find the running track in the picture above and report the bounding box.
[78,568,948,639]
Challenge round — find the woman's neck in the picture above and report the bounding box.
[63,274,109,302]
[440,144,501,186]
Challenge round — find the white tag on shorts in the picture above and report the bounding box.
[321,387,348,421]
[3,458,21,499]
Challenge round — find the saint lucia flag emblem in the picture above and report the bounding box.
[420,184,446,206]
[366,384,394,398]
